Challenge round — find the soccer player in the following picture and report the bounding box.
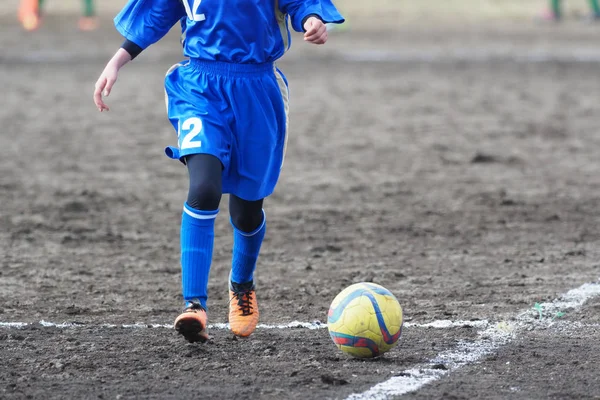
[18,0,97,31]
[93,0,344,343]
[540,0,600,21]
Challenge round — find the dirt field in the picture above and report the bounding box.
[2,2,600,399]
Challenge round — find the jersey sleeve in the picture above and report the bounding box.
[114,0,186,50]
[279,0,345,33]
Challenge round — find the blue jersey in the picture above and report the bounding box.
[114,0,344,63]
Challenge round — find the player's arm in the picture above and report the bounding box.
[94,48,132,112]
[278,0,345,44]
[93,0,186,112]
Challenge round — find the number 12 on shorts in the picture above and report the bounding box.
[183,0,205,22]
[179,117,203,150]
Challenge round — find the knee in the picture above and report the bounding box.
[187,180,221,210]
[231,208,264,233]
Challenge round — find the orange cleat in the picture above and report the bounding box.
[228,282,259,337]
[174,300,209,343]
[78,16,99,31]
[18,0,41,31]
[21,13,41,31]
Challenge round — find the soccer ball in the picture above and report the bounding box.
[327,282,403,359]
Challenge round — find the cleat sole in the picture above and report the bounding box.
[175,318,208,343]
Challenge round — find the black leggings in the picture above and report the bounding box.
[185,154,264,233]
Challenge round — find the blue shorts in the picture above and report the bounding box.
[164,59,290,201]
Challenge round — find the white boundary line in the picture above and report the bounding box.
[0,319,490,331]
[1,284,599,400]
[0,321,328,330]
[404,320,489,329]
[3,318,596,332]
[346,280,600,400]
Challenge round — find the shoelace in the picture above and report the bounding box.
[232,291,254,316]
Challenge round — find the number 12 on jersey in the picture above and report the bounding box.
[183,0,205,22]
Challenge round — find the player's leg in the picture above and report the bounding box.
[589,0,600,19]
[164,60,235,343]
[228,195,265,337]
[230,195,265,285]
[81,0,94,16]
[224,66,288,337]
[551,0,562,19]
[539,0,561,21]
[174,153,222,343]
[18,0,41,31]
[78,0,98,31]
[229,67,289,336]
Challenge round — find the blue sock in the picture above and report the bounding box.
[181,203,218,310]
[230,210,266,285]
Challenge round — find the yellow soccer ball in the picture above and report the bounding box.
[327,282,403,358]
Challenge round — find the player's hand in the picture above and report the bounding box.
[93,63,119,112]
[303,16,327,45]
[93,49,132,112]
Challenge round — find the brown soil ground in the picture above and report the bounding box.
[2,8,600,400]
